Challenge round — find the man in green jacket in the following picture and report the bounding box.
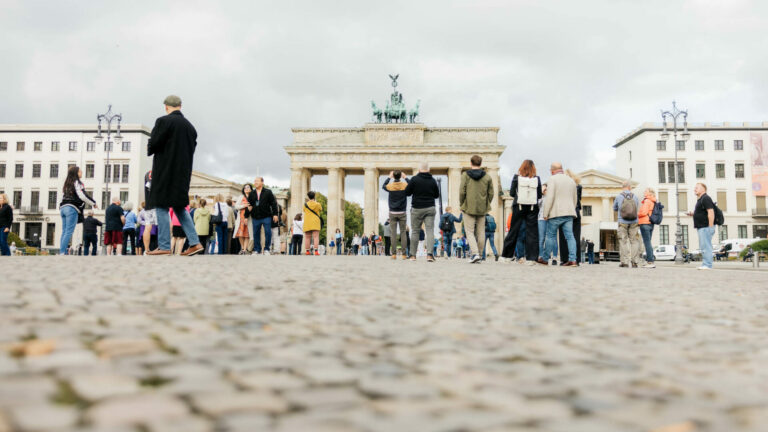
[460,155,495,263]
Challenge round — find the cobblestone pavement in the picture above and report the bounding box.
[1,256,767,432]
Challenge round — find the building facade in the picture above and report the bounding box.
[0,124,152,252]
[615,122,768,249]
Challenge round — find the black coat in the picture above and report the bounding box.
[248,188,278,220]
[404,172,440,209]
[147,111,197,208]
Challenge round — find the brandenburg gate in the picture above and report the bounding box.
[284,76,506,250]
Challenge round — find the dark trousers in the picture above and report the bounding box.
[559,213,581,264]
[291,234,303,255]
[0,228,10,256]
[198,235,209,254]
[384,237,391,255]
[215,223,228,254]
[83,233,98,256]
[122,228,136,255]
[251,217,272,253]
[502,205,539,260]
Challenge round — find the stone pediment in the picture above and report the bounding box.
[190,171,240,188]
[578,169,634,188]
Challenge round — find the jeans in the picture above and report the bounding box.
[537,220,558,259]
[410,207,436,257]
[251,217,272,253]
[588,251,595,264]
[541,216,576,262]
[482,232,499,259]
[156,207,200,251]
[214,223,228,254]
[122,228,136,255]
[336,242,342,255]
[698,226,715,268]
[443,233,453,257]
[361,245,369,255]
[639,224,655,263]
[0,228,10,256]
[59,206,79,255]
[559,213,581,264]
[83,233,98,256]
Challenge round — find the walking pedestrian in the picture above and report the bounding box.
[439,207,462,258]
[82,211,102,256]
[459,155,495,264]
[104,197,125,255]
[334,228,343,255]
[383,170,410,260]
[537,162,578,266]
[122,202,137,255]
[194,198,211,253]
[613,181,641,268]
[59,166,98,255]
[146,95,203,256]
[233,185,254,254]
[291,213,304,255]
[247,177,279,255]
[558,170,583,265]
[405,162,440,262]
[482,213,499,261]
[638,188,657,268]
[360,234,369,255]
[0,193,13,256]
[352,234,360,255]
[502,159,542,265]
[302,191,322,255]
[690,182,716,270]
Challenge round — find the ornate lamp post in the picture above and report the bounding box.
[659,101,690,264]
[95,105,122,255]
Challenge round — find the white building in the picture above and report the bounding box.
[615,121,768,249]
[0,124,152,252]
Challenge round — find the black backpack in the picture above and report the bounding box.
[649,201,664,225]
[713,203,725,226]
[440,214,454,232]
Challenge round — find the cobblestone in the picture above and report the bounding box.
[0,255,767,431]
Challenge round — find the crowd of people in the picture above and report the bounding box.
[0,94,723,268]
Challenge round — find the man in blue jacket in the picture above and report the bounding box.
[439,206,462,258]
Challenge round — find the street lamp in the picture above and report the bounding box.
[659,101,689,264]
[95,105,122,255]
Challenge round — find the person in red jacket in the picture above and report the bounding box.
[637,188,657,268]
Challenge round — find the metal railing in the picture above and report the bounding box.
[18,206,43,215]
[752,208,768,217]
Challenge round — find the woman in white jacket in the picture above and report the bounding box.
[232,184,255,254]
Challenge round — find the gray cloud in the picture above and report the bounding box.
[2,0,767,213]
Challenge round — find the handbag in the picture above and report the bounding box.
[304,203,324,229]
[211,203,223,225]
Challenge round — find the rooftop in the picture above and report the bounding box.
[0,124,152,135]
[614,121,768,148]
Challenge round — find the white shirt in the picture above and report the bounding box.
[292,220,304,235]
[212,202,230,220]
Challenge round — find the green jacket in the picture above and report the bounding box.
[194,207,211,236]
[460,169,494,216]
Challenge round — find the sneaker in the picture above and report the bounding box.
[402,255,408,260]
[494,255,499,262]
[619,263,628,268]
[631,263,638,268]
[263,251,270,256]
[517,257,527,264]
[427,255,435,262]
[697,266,711,270]
[642,263,656,268]
[305,250,311,255]
[314,251,320,256]
[391,254,397,260]
[409,256,416,261]
[563,261,578,267]
[526,260,537,266]
[551,259,558,266]
[470,254,481,263]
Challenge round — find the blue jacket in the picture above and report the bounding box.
[123,211,137,230]
[440,212,462,235]
[613,191,640,224]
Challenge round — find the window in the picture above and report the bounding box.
[658,162,666,183]
[757,196,767,211]
[120,191,129,204]
[629,151,632,161]
[658,191,669,212]
[678,191,688,212]
[104,142,113,152]
[735,163,745,179]
[657,140,666,151]
[676,140,685,151]
[0,163,5,178]
[121,165,129,183]
[716,163,725,179]
[122,141,131,152]
[0,142,6,151]
[14,164,23,178]
[737,191,746,212]
[48,191,57,210]
[113,164,120,183]
[734,140,743,150]
[629,168,633,178]
[68,141,77,151]
[32,163,41,178]
[46,223,55,246]
[755,225,768,239]
[738,225,748,238]
[682,225,689,247]
[87,141,95,152]
[85,164,94,179]
[582,205,592,217]
[696,163,705,179]
[85,189,94,209]
[51,141,59,152]
[677,161,685,183]
[695,140,704,151]
[659,225,669,245]
[101,191,109,209]
[716,191,727,211]
[30,191,40,208]
[16,142,25,151]
[33,142,42,151]
[715,140,724,150]
[50,163,59,178]
[667,161,676,183]
[104,164,111,182]
[13,191,22,208]
[719,226,728,242]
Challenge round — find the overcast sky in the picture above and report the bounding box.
[2,0,767,214]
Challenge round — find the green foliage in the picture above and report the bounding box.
[344,200,363,243]
[739,239,768,259]
[315,192,328,245]
[6,231,27,248]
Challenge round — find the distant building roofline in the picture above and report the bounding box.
[0,123,152,136]
[614,121,768,148]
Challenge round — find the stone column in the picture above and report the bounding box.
[299,169,311,203]
[289,168,302,222]
[327,168,341,248]
[602,197,611,222]
[363,167,379,237]
[448,167,462,212]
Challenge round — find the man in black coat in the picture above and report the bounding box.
[146,95,203,256]
[247,176,278,255]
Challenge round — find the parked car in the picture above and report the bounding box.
[647,244,676,261]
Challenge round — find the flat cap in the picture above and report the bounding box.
[163,95,182,107]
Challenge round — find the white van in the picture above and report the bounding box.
[652,245,677,261]
[715,238,763,257]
